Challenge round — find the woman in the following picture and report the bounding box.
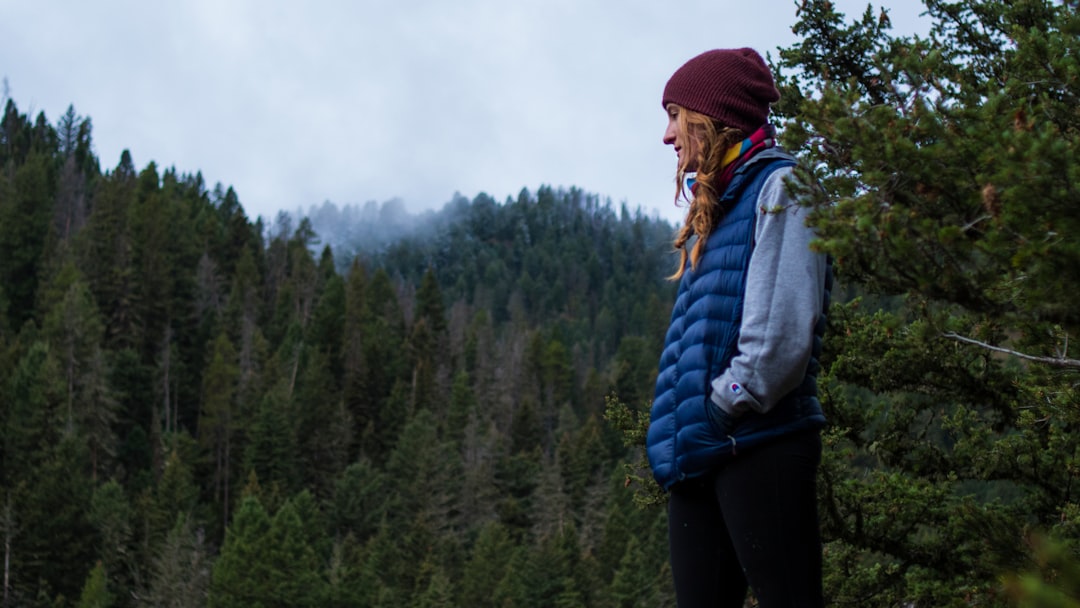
[646,48,831,607]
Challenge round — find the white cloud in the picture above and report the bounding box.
[1,0,928,226]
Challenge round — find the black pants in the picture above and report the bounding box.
[667,429,823,608]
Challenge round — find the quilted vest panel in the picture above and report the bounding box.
[647,152,828,490]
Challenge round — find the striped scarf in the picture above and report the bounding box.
[689,124,777,197]
[715,124,777,194]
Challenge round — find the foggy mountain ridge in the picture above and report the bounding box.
[290,186,678,271]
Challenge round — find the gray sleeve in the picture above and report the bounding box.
[710,167,827,416]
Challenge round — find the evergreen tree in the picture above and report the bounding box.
[292,348,351,498]
[330,457,388,542]
[197,332,239,527]
[604,536,653,608]
[445,368,475,446]
[457,406,501,533]
[611,335,658,410]
[88,480,134,601]
[150,442,201,545]
[52,105,96,248]
[129,162,173,358]
[383,408,451,530]
[459,521,516,608]
[307,270,345,383]
[322,534,364,608]
[358,520,408,605]
[243,384,300,496]
[406,311,438,416]
[79,151,138,350]
[142,515,211,608]
[0,111,54,329]
[341,258,371,456]
[415,568,455,608]
[208,495,271,608]
[12,436,96,604]
[76,562,112,608]
[517,524,586,608]
[39,261,116,479]
[261,497,327,607]
[771,0,1080,602]
[3,340,64,487]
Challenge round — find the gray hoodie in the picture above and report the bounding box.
[709,165,828,417]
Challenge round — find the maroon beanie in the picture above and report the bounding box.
[662,48,780,134]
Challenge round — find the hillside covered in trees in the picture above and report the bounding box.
[0,90,682,605]
[3,0,1080,606]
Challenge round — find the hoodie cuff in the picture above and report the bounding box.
[710,371,762,417]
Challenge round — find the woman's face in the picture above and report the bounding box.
[663,104,698,173]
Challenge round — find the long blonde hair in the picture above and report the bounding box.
[669,105,746,280]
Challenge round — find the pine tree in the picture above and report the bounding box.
[604,536,652,608]
[3,340,64,487]
[459,521,516,608]
[12,436,96,604]
[341,257,371,457]
[457,406,500,533]
[197,332,239,527]
[129,162,173,358]
[209,495,271,608]
[307,271,345,383]
[408,318,437,415]
[76,562,112,608]
[330,458,388,542]
[383,408,447,528]
[39,261,116,479]
[79,151,138,350]
[142,515,211,608]
[445,368,476,446]
[292,348,351,498]
[414,562,455,608]
[323,534,364,608]
[53,105,96,247]
[87,480,134,600]
[261,497,327,607]
[151,444,201,545]
[771,0,1080,602]
[0,104,54,329]
[358,520,408,605]
[243,385,300,496]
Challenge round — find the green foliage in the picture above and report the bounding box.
[76,562,112,608]
[0,94,677,606]
[208,495,271,607]
[88,480,134,598]
[1006,533,1080,607]
[14,11,1080,599]
[603,394,664,509]
[770,0,1080,603]
[142,515,211,608]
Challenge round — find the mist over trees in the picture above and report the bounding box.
[1,0,1079,606]
[291,198,418,263]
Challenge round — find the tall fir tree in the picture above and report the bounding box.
[197,332,240,529]
[770,0,1080,602]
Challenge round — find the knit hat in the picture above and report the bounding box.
[662,48,780,135]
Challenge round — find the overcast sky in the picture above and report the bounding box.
[1,0,926,226]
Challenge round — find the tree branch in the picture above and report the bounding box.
[942,332,1080,369]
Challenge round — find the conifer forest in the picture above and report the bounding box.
[1,1,1079,606]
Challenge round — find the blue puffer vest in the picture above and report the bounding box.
[647,150,830,491]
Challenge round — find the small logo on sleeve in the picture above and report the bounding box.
[730,382,742,395]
